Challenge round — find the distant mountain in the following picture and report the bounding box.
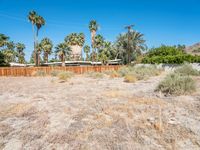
[185,42,200,55]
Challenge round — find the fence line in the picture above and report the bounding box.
[0,65,121,76]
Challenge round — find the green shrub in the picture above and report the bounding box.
[142,45,200,64]
[58,71,73,81]
[175,64,200,76]
[156,73,196,95]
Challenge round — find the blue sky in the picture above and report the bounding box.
[1,0,200,60]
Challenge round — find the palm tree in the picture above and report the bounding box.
[28,11,45,66]
[89,20,99,61]
[55,43,71,66]
[115,31,146,64]
[0,34,9,48]
[40,38,53,63]
[28,11,37,63]
[2,41,16,63]
[65,33,85,60]
[93,34,104,61]
[35,15,45,65]
[83,45,90,61]
[16,43,25,63]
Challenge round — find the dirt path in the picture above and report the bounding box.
[0,75,200,150]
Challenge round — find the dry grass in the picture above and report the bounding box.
[124,74,138,83]
[0,76,200,149]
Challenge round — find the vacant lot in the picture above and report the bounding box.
[0,74,200,150]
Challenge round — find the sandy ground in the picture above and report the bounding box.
[0,75,200,150]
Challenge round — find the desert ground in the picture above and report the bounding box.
[0,74,200,150]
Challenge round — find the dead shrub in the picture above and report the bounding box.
[124,74,137,83]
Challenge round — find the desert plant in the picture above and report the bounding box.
[86,71,104,78]
[174,64,200,76]
[118,65,162,80]
[32,70,46,76]
[103,70,119,78]
[156,73,196,95]
[50,70,61,77]
[124,74,137,83]
[58,71,74,81]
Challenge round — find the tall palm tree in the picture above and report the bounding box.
[55,43,71,67]
[16,43,25,63]
[35,15,45,65]
[83,45,90,61]
[89,20,99,61]
[28,11,37,63]
[115,31,146,64]
[40,38,53,63]
[28,11,45,66]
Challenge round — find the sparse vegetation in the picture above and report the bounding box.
[57,71,73,81]
[174,64,200,76]
[156,73,196,95]
[118,65,162,82]
[124,74,137,83]
[32,70,46,76]
[85,71,104,78]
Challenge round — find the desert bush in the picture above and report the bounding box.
[119,65,162,82]
[156,73,196,95]
[50,70,61,77]
[133,66,162,80]
[86,71,104,78]
[124,74,137,83]
[117,66,132,77]
[103,70,119,78]
[58,71,73,81]
[32,70,46,76]
[174,64,200,76]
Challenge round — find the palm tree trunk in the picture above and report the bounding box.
[32,23,37,65]
[46,54,48,63]
[36,29,39,66]
[61,54,65,67]
[91,30,96,62]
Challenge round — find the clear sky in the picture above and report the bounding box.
[1,0,200,60]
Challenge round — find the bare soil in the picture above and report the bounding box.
[0,75,200,150]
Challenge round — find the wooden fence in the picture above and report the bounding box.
[0,65,121,76]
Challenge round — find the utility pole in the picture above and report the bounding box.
[125,24,134,64]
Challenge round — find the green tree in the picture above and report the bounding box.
[55,43,71,66]
[65,33,85,47]
[16,43,25,63]
[98,41,116,64]
[115,31,146,64]
[28,11,37,64]
[2,41,16,63]
[28,11,45,66]
[83,45,90,61]
[0,51,8,66]
[40,38,53,63]
[93,34,104,61]
[89,20,99,61]
[0,34,9,48]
